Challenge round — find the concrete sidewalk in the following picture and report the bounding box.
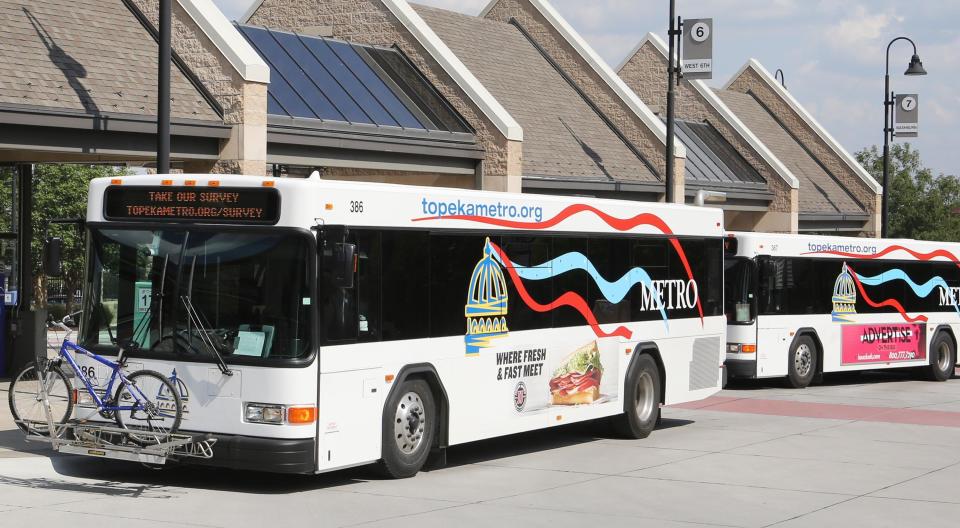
[1,373,959,527]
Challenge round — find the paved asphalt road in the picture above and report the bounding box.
[2,370,960,528]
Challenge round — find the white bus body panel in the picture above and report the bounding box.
[86,175,725,473]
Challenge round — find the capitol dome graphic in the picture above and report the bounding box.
[832,263,857,323]
[465,238,509,355]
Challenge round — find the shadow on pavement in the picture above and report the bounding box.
[8,415,695,495]
[0,471,176,499]
[725,368,925,391]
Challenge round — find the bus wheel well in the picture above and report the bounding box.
[391,363,450,449]
[631,343,666,405]
[791,329,824,375]
[933,326,957,362]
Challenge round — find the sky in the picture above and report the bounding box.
[216,0,959,177]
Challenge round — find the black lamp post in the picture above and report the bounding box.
[774,68,786,88]
[881,37,926,238]
[665,0,682,203]
[157,0,171,174]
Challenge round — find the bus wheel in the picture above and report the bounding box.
[927,333,956,382]
[787,336,817,389]
[380,379,436,479]
[612,354,661,439]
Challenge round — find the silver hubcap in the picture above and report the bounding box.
[634,371,656,422]
[937,342,951,372]
[394,392,426,455]
[795,344,813,378]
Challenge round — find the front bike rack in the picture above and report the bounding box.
[18,365,215,466]
[18,420,216,465]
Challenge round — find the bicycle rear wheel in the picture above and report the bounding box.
[8,362,74,436]
[114,370,183,446]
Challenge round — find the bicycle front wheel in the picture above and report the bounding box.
[8,362,74,436]
[114,370,183,445]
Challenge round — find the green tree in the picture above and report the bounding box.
[856,144,960,241]
[0,164,127,314]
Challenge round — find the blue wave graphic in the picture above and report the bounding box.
[492,250,668,325]
[855,269,960,315]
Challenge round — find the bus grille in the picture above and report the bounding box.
[689,336,721,391]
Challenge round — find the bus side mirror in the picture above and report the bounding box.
[44,237,63,277]
[334,243,356,289]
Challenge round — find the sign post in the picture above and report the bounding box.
[682,18,713,80]
[894,93,919,138]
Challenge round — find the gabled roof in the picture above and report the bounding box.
[0,0,219,121]
[480,0,683,159]
[724,59,881,194]
[621,33,798,190]
[413,4,658,183]
[716,89,864,215]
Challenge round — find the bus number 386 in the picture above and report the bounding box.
[349,200,364,213]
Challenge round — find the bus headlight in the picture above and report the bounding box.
[245,403,284,424]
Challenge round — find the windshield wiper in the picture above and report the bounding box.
[180,295,233,376]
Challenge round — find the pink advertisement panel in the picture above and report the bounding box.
[841,324,926,365]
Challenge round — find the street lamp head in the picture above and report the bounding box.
[905,54,927,76]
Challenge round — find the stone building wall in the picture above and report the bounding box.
[248,0,520,191]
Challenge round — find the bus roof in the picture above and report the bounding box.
[729,231,960,263]
[88,174,723,238]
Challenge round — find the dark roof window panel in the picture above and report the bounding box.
[363,46,473,134]
[268,30,374,125]
[238,24,470,134]
[320,39,425,129]
[239,25,343,120]
[684,121,765,184]
[670,119,765,185]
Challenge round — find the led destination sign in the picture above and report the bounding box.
[104,186,280,224]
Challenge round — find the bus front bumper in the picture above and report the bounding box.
[183,432,316,474]
[724,358,757,379]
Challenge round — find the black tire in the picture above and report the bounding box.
[612,354,661,439]
[380,379,436,478]
[8,362,74,436]
[114,370,183,446]
[787,336,817,389]
[927,333,956,382]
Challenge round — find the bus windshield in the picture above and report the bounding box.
[724,257,755,324]
[80,227,313,363]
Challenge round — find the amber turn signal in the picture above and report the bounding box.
[287,406,317,424]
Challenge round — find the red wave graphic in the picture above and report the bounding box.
[805,245,960,267]
[414,204,705,321]
[848,266,928,323]
[490,242,633,340]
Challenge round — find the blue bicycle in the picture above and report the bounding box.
[8,314,183,445]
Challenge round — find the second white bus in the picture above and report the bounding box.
[725,231,960,387]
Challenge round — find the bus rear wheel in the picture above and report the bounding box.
[380,379,436,479]
[787,336,817,389]
[927,333,956,382]
[612,354,661,439]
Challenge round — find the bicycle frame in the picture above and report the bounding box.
[57,339,151,413]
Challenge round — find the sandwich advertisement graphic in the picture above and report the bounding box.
[549,341,603,405]
[495,339,614,414]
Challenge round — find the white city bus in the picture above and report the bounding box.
[725,231,960,388]
[75,174,725,476]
